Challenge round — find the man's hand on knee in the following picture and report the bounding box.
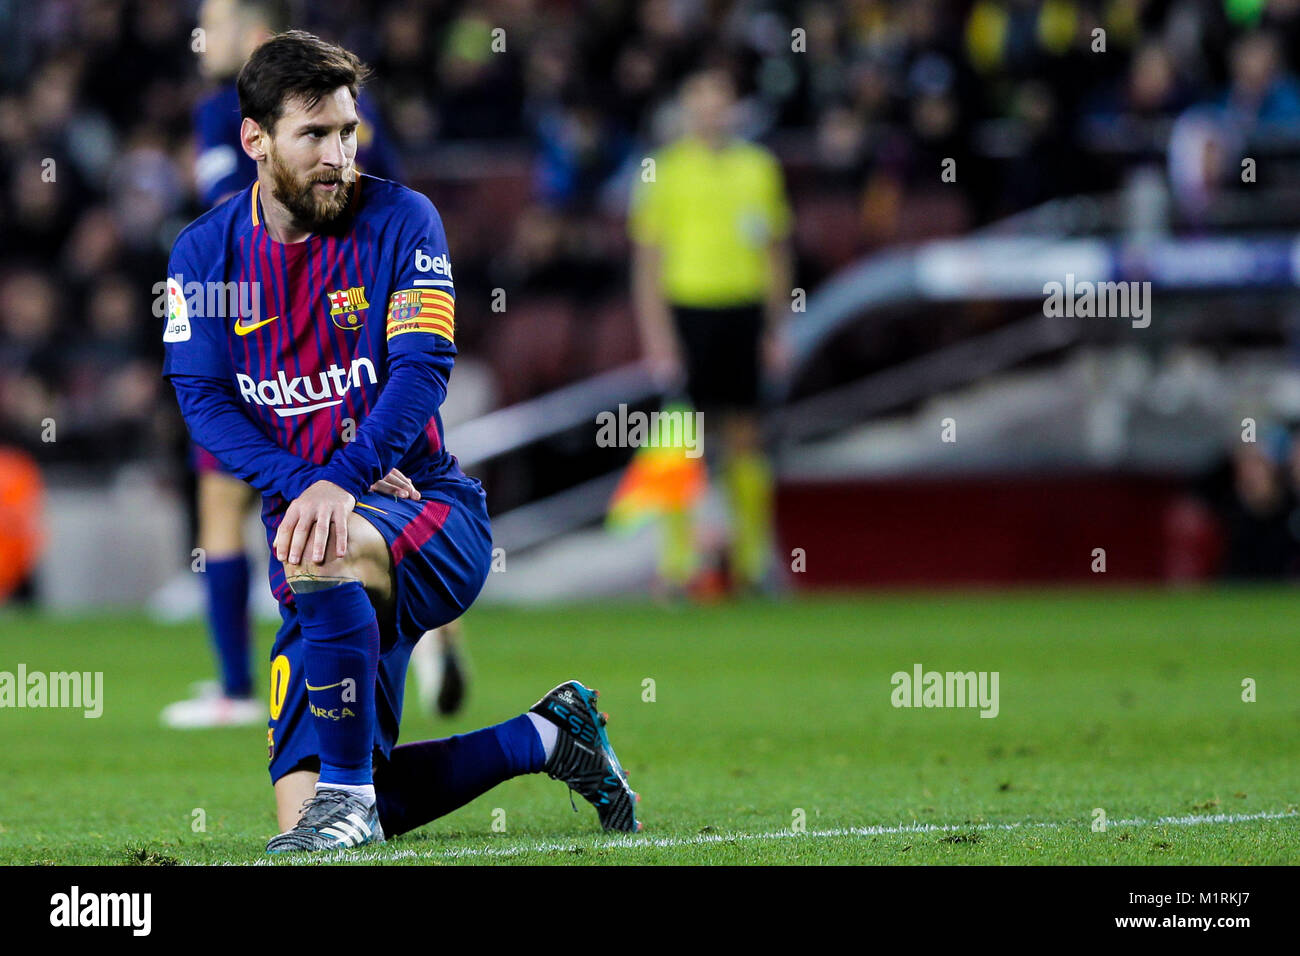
[274,480,357,565]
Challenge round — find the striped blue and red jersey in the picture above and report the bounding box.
[161,174,472,606]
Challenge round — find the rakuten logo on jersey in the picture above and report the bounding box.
[415,248,452,279]
[236,358,378,417]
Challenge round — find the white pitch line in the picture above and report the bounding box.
[222,809,1296,866]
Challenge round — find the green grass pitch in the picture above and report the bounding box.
[0,587,1296,865]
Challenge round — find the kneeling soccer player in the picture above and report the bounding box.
[161,30,639,852]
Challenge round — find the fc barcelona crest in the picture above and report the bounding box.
[389,289,422,322]
[327,286,369,329]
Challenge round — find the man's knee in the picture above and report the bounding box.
[283,556,359,592]
[281,513,391,596]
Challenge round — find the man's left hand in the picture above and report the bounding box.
[273,480,357,565]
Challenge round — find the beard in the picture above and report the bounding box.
[266,147,355,233]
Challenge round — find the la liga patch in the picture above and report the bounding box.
[163,276,190,342]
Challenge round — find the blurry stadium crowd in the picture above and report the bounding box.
[4,0,1300,569]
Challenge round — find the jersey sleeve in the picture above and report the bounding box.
[170,376,323,501]
[383,192,458,357]
[161,236,230,380]
[317,191,457,498]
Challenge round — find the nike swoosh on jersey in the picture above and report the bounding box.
[304,679,347,692]
[233,315,280,336]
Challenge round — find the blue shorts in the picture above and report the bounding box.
[266,477,492,783]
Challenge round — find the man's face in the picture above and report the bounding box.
[682,74,735,140]
[259,87,359,231]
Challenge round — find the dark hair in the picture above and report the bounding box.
[237,30,371,134]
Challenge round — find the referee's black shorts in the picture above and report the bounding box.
[671,302,764,413]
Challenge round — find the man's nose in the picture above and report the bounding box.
[320,132,347,167]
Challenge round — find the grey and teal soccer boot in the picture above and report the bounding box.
[265,788,385,854]
[530,680,642,833]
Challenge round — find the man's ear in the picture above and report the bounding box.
[240,117,268,162]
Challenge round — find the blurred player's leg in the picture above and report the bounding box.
[197,471,257,697]
[663,304,770,598]
[408,618,469,716]
[720,412,773,592]
[407,628,439,711]
[433,619,468,714]
[161,466,263,729]
[657,505,700,595]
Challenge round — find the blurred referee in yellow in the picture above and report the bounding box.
[629,67,794,595]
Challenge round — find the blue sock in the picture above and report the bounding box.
[205,555,251,698]
[374,714,545,836]
[494,713,547,775]
[295,581,380,787]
